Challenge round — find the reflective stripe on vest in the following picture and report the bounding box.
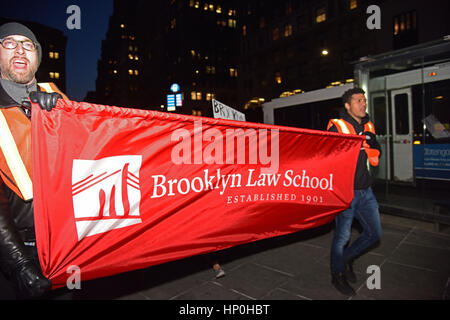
[0,109,33,200]
[327,119,356,134]
[327,118,379,166]
[38,82,69,100]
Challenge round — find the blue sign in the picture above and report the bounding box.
[167,93,183,108]
[175,93,182,106]
[414,144,450,180]
[170,83,180,93]
[167,94,175,107]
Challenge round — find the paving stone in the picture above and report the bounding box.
[215,262,292,299]
[174,282,251,300]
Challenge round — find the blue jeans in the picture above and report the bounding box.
[330,187,382,274]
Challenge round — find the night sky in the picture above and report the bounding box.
[0,0,113,101]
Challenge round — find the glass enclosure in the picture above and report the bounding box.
[355,39,450,228]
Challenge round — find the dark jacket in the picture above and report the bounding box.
[0,82,52,298]
[328,108,381,190]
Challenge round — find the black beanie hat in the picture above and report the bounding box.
[0,22,42,66]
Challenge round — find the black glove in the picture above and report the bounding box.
[0,209,51,298]
[29,91,62,111]
[13,260,52,299]
[364,131,382,158]
[364,131,379,149]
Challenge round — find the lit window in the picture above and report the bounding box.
[189,0,194,7]
[272,27,279,41]
[209,4,214,11]
[170,18,176,29]
[216,5,222,14]
[315,8,326,23]
[128,69,133,75]
[134,70,139,76]
[54,72,60,79]
[194,1,199,9]
[206,66,216,74]
[228,19,236,28]
[284,24,293,37]
[49,72,54,79]
[191,91,202,100]
[259,17,265,29]
[54,52,59,59]
[128,53,134,60]
[134,46,138,52]
[49,52,54,59]
[275,72,282,84]
[204,3,208,10]
[120,24,125,29]
[242,25,247,36]
[134,55,139,60]
[350,0,357,10]
[286,3,292,15]
[393,11,417,37]
[229,68,237,77]
[113,70,118,74]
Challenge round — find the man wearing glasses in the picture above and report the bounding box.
[0,22,62,299]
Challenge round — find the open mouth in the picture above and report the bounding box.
[12,58,28,70]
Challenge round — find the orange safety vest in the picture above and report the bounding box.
[327,118,380,167]
[0,82,66,200]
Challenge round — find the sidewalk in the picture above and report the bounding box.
[58,210,449,300]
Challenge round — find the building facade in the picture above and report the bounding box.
[87,0,450,121]
[237,0,450,121]
[87,0,239,117]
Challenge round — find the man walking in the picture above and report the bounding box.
[327,87,382,296]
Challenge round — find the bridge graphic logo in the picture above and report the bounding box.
[72,155,142,240]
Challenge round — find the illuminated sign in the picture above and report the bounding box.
[170,83,180,93]
[167,93,183,108]
[167,84,183,110]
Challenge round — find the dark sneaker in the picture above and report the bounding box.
[331,272,356,296]
[345,260,357,283]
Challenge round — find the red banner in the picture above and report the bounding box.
[31,100,363,288]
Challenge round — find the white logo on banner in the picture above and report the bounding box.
[72,155,142,240]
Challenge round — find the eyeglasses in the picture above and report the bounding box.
[0,38,36,51]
